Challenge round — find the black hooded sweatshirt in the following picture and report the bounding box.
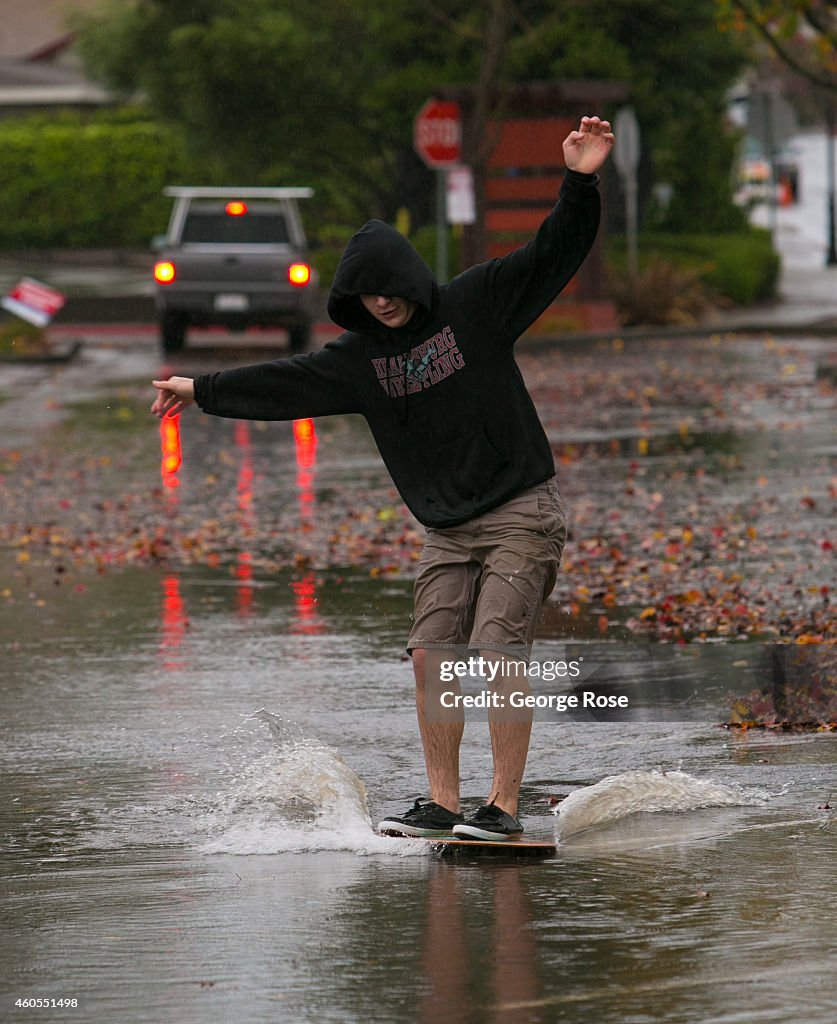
[194,169,600,528]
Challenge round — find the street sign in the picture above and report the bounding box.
[613,106,640,177]
[446,165,476,225]
[414,99,462,168]
[1,277,66,327]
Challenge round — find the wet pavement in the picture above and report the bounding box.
[3,326,835,639]
[1,323,835,1022]
[2,125,837,1023]
[1,559,835,1023]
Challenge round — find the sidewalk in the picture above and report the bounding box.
[525,255,837,350]
[705,260,837,334]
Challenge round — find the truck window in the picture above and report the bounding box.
[180,205,291,244]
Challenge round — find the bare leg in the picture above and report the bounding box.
[487,654,532,818]
[413,648,463,813]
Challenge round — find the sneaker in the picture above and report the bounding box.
[378,799,464,837]
[452,801,523,842]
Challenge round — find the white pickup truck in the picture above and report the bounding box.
[152,186,318,354]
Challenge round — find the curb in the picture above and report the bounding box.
[52,296,837,345]
[517,318,837,350]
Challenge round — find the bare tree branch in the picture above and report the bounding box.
[802,3,837,44]
[463,0,512,266]
[732,0,837,92]
[423,1,483,41]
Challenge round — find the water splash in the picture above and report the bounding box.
[67,709,425,857]
[198,709,424,857]
[553,769,749,840]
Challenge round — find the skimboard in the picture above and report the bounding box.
[378,831,556,860]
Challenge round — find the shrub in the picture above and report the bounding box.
[0,111,191,248]
[693,232,780,305]
[607,229,780,309]
[608,260,711,326]
[0,316,49,357]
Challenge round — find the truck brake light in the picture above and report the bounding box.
[225,201,248,216]
[288,263,311,286]
[154,261,176,284]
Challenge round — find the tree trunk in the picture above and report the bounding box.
[462,0,510,269]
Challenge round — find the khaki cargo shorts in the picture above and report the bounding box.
[407,477,567,659]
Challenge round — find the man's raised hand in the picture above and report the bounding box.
[151,376,195,418]
[563,115,615,176]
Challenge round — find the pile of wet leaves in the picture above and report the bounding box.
[532,334,835,645]
[0,332,834,648]
[724,644,837,731]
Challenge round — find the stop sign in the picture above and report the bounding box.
[414,99,462,168]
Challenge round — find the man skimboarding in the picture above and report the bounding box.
[152,115,615,842]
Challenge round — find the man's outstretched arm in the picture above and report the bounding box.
[150,343,362,423]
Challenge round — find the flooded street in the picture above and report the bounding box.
[1,330,835,1022]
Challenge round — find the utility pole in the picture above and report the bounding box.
[613,107,641,278]
[826,103,837,267]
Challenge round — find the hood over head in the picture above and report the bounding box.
[327,220,438,332]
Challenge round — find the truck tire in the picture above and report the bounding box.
[161,314,187,354]
[288,319,311,353]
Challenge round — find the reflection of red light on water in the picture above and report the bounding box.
[160,412,182,489]
[290,421,321,632]
[293,417,314,443]
[160,574,188,670]
[293,417,317,470]
[291,571,324,634]
[293,418,317,534]
[234,420,255,616]
[234,419,250,447]
[234,421,253,511]
[236,551,254,616]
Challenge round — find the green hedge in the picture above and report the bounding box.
[0,113,191,248]
[607,229,780,306]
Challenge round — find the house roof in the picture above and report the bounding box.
[0,0,100,60]
[0,0,109,108]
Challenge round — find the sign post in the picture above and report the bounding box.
[414,99,462,282]
[613,106,641,278]
[827,105,836,267]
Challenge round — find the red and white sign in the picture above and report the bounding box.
[446,165,476,225]
[414,99,462,168]
[2,277,66,327]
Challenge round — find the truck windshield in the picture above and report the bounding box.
[181,208,291,244]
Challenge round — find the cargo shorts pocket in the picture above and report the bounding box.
[536,479,568,540]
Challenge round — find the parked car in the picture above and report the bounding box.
[152,186,318,353]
